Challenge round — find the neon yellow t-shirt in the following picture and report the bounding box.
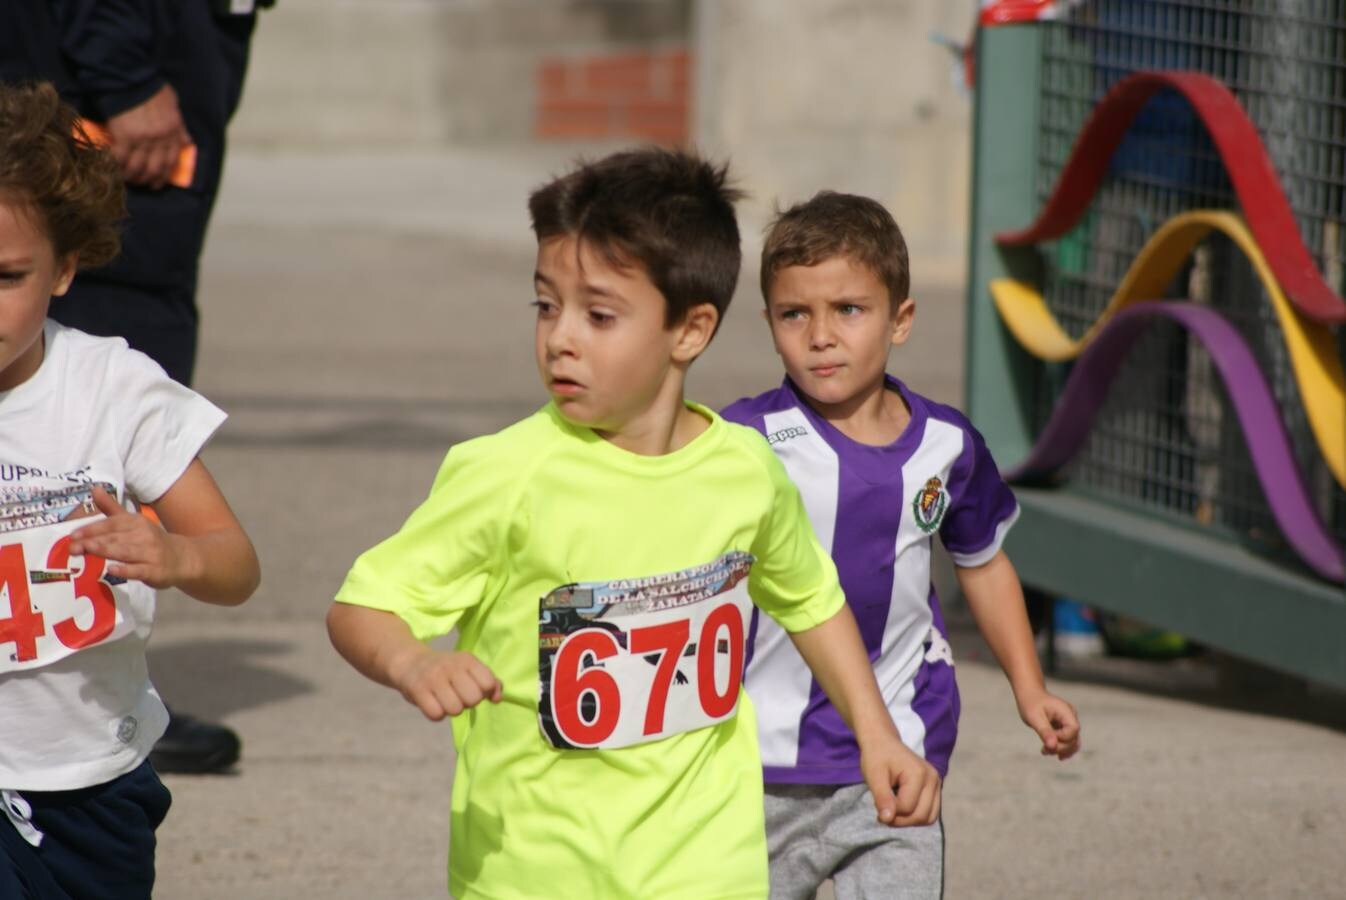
[335,402,844,899]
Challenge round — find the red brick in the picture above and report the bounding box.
[583,53,654,98]
[662,49,691,97]
[536,60,572,100]
[623,97,688,145]
[625,98,687,125]
[539,97,612,117]
[535,97,615,139]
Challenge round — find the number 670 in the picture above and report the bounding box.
[550,603,745,747]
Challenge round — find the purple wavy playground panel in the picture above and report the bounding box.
[1005,301,1344,583]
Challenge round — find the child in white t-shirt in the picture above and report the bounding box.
[0,82,259,899]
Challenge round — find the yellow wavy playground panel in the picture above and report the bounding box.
[989,210,1346,489]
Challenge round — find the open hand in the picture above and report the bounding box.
[67,486,196,588]
[388,648,503,721]
[861,736,942,827]
[106,84,192,188]
[1017,689,1081,760]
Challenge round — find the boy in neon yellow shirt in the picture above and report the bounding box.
[327,148,940,899]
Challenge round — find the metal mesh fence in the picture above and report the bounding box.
[1035,0,1346,571]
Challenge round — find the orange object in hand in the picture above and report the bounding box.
[76,118,197,189]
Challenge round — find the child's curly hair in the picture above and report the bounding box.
[0,82,124,268]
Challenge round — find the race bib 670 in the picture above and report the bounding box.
[537,551,755,750]
[0,515,134,673]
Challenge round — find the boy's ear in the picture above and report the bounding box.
[889,297,915,347]
[51,254,79,297]
[672,302,720,363]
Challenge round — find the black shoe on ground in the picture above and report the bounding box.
[149,709,241,774]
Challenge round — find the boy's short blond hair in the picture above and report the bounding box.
[760,191,910,312]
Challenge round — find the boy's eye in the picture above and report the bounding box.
[838,303,862,316]
[531,298,558,317]
[778,309,804,321]
[0,271,25,285]
[588,308,616,326]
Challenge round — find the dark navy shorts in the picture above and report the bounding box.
[0,760,171,900]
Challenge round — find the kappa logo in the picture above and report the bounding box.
[766,425,809,445]
[912,476,948,534]
[924,627,954,666]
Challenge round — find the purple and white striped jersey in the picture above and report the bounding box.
[722,376,1019,783]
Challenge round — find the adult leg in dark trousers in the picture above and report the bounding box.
[52,10,254,385]
[49,7,260,774]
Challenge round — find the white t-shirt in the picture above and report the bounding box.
[0,321,225,790]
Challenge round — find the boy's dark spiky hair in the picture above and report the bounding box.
[528,146,744,327]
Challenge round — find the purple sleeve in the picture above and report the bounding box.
[939,423,1019,567]
[719,397,766,433]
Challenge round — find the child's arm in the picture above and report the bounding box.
[326,602,502,721]
[66,460,258,606]
[957,550,1081,760]
[788,604,942,827]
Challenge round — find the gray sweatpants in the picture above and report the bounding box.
[764,782,943,900]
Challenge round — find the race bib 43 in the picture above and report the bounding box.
[537,551,755,750]
[0,515,133,673]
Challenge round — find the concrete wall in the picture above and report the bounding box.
[230,0,975,283]
[693,0,978,285]
[230,0,688,148]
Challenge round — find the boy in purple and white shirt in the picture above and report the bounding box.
[723,192,1080,899]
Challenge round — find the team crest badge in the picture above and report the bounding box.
[912,476,947,534]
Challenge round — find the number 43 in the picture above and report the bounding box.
[0,539,116,662]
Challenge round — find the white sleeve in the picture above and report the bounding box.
[115,350,227,503]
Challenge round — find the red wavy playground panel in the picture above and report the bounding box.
[996,71,1346,325]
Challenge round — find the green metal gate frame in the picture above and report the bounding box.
[964,23,1346,687]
